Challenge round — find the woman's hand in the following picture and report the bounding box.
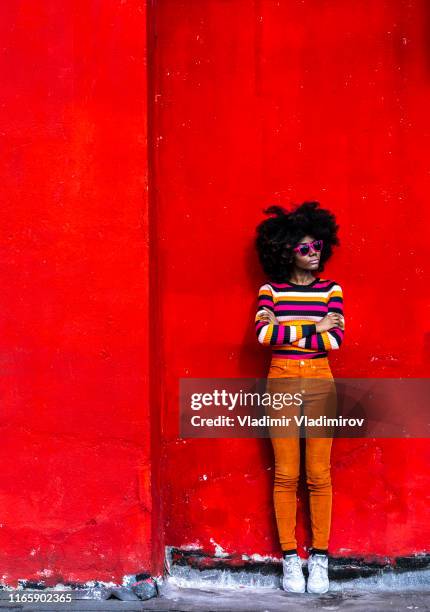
[258,308,279,325]
[316,313,345,333]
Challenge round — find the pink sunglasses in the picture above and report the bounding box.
[293,239,324,256]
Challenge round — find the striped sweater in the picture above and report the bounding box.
[255,278,344,359]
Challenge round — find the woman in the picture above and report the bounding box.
[254,201,345,595]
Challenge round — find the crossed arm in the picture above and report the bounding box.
[255,284,344,350]
[255,285,317,345]
[293,285,344,351]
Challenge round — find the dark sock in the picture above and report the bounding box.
[310,547,328,556]
[282,548,298,558]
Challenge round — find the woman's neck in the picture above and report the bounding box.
[288,270,315,285]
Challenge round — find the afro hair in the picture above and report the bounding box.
[255,201,340,282]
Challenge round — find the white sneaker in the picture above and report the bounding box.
[282,554,305,593]
[307,553,329,594]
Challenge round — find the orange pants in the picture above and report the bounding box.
[266,356,336,552]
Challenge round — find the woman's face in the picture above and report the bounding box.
[292,234,321,271]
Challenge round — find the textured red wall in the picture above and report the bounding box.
[2,0,430,586]
[152,0,430,559]
[0,1,157,584]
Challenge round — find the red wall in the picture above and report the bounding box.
[1,0,429,587]
[152,0,430,559]
[0,1,158,584]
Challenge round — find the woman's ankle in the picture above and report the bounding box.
[282,548,298,558]
[310,547,328,556]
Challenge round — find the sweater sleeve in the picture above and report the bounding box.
[292,283,345,351]
[255,284,317,346]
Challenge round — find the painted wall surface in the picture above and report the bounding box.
[151,1,430,559]
[1,0,430,586]
[0,1,157,584]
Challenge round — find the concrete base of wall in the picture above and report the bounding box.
[166,546,430,591]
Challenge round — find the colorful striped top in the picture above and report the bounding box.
[255,277,344,359]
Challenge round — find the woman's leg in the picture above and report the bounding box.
[302,363,336,551]
[305,436,333,551]
[266,359,302,552]
[270,436,301,551]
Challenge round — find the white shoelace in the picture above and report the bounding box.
[284,556,302,577]
[310,555,328,580]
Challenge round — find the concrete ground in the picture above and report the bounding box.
[0,581,429,611]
